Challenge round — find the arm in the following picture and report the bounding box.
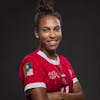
[62,82,86,100]
[47,82,86,100]
[28,87,49,100]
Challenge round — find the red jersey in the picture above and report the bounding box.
[19,49,78,100]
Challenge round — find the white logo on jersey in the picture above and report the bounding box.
[61,86,69,93]
[48,71,60,80]
[68,69,72,77]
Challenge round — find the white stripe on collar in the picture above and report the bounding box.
[37,50,60,65]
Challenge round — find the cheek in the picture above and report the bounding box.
[39,33,49,42]
[57,32,62,41]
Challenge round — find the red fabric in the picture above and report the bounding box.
[19,49,77,100]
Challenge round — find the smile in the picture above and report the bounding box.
[48,40,57,45]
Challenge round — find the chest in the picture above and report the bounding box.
[39,59,72,92]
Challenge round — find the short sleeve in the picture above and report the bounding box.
[19,56,46,93]
[64,57,79,83]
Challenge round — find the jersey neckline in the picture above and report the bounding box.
[37,50,60,65]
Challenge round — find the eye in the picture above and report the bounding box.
[42,28,49,32]
[54,26,61,32]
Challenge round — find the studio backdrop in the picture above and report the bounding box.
[0,0,100,100]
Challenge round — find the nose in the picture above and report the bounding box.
[49,30,56,38]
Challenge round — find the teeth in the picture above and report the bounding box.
[49,41,56,45]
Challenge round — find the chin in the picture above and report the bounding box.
[47,46,58,51]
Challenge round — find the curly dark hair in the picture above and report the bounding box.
[33,0,62,30]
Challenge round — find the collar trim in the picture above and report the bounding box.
[37,50,60,65]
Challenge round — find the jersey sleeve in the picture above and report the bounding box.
[19,56,46,93]
[64,57,79,83]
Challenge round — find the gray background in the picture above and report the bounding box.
[0,0,100,100]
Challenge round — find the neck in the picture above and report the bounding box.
[39,48,57,60]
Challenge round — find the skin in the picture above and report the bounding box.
[29,15,86,100]
[35,15,62,59]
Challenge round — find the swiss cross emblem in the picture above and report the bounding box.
[48,71,60,80]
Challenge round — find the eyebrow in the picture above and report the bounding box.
[42,25,61,29]
[54,25,61,28]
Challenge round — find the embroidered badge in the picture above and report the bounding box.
[23,62,33,77]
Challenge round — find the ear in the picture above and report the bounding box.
[34,31,39,39]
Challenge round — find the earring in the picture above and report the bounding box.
[36,35,39,38]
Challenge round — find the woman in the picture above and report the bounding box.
[19,0,86,100]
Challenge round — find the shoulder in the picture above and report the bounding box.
[58,54,72,68]
[59,54,71,63]
[20,49,39,65]
[19,50,40,75]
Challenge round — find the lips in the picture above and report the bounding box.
[48,40,57,45]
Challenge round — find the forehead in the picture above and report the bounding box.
[39,16,61,28]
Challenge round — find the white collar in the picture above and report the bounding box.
[37,50,60,65]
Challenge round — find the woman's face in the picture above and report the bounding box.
[35,15,62,51]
